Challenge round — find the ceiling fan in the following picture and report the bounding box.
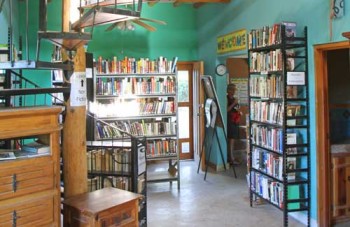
[105,17,166,32]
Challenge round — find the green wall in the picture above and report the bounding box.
[17,1,197,88]
[87,4,198,61]
[0,1,19,49]
[196,0,350,224]
[10,0,350,224]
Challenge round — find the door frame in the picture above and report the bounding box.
[314,40,349,226]
[177,62,194,160]
[176,61,204,161]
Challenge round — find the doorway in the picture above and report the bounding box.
[226,57,249,165]
[177,61,204,161]
[314,41,350,226]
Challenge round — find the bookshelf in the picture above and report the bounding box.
[248,24,310,226]
[86,138,147,226]
[0,106,63,226]
[88,56,180,190]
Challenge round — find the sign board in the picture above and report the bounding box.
[287,72,305,85]
[230,78,249,105]
[70,72,87,106]
[217,29,247,54]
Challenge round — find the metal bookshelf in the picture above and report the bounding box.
[88,64,180,190]
[248,25,310,227]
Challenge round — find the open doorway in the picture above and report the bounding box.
[177,61,205,162]
[226,57,249,167]
[315,41,350,226]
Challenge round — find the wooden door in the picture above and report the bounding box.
[177,62,194,160]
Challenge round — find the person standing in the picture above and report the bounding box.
[227,84,241,165]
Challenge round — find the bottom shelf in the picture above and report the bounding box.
[251,190,309,212]
[147,170,179,183]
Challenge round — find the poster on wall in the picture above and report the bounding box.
[70,72,87,106]
[230,78,248,105]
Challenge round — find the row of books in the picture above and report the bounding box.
[90,99,175,118]
[252,147,297,180]
[249,74,283,98]
[87,148,131,173]
[250,172,301,209]
[251,124,299,152]
[248,22,297,49]
[96,120,177,139]
[0,141,51,161]
[96,76,175,95]
[146,139,177,157]
[88,176,132,192]
[250,101,284,125]
[96,56,177,74]
[250,49,295,72]
[251,124,284,152]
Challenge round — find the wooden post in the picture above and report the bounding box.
[62,0,88,198]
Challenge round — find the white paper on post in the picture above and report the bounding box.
[86,68,93,79]
[70,72,87,106]
[138,145,146,175]
[287,72,305,85]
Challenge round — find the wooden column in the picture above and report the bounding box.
[62,0,88,198]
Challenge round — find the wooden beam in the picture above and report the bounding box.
[62,0,70,32]
[63,45,88,199]
[62,0,88,200]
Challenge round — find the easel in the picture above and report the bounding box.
[197,75,237,180]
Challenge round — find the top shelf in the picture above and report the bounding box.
[72,6,141,30]
[38,31,92,51]
[0,60,73,71]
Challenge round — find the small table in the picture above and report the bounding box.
[63,187,143,227]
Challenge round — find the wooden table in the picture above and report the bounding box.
[63,187,143,227]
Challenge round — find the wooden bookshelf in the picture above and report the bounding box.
[0,106,63,226]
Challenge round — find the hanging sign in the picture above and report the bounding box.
[217,29,247,54]
[70,72,87,106]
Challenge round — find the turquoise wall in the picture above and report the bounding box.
[196,0,350,223]
[87,4,198,61]
[17,1,62,89]
[17,1,197,88]
[0,1,19,48]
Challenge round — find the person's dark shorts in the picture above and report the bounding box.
[228,122,239,139]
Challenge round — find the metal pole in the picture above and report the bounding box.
[9,0,13,64]
[26,0,29,62]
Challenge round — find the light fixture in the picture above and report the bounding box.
[116,21,135,31]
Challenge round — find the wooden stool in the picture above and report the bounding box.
[63,187,142,227]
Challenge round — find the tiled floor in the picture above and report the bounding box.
[147,160,307,227]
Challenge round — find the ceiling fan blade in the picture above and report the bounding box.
[132,20,157,32]
[105,22,119,31]
[139,17,167,25]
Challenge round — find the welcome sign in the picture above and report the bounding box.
[217,29,247,54]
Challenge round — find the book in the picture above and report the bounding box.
[0,150,16,160]
[171,56,178,73]
[282,21,297,38]
[21,141,50,154]
[286,133,297,144]
[286,105,301,126]
[286,85,298,98]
